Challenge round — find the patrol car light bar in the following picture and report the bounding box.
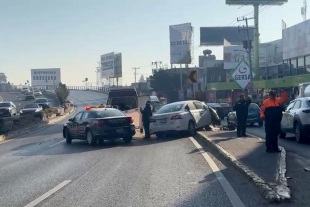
[85,105,116,110]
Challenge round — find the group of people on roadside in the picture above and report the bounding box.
[234,90,288,153]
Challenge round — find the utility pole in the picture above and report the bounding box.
[132,67,139,85]
[237,16,255,96]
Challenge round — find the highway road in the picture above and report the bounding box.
[0,92,59,111]
[0,91,280,207]
[224,120,310,206]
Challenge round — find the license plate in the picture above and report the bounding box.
[116,128,124,133]
[160,119,167,124]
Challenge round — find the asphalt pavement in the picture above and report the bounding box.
[0,92,58,111]
[223,120,310,206]
[0,91,276,207]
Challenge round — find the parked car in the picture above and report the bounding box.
[227,103,263,127]
[34,98,50,109]
[0,101,17,117]
[279,97,310,143]
[20,104,43,115]
[149,100,213,137]
[25,94,35,101]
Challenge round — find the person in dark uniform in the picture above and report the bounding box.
[233,94,251,137]
[140,101,153,139]
[260,90,288,153]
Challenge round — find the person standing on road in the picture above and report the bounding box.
[233,94,252,137]
[140,101,153,139]
[260,90,288,153]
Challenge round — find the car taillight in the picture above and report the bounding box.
[302,109,310,113]
[171,115,182,120]
[94,120,104,126]
[130,117,134,123]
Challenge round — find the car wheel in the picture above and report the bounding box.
[188,120,196,136]
[156,132,165,138]
[279,131,286,139]
[258,121,263,127]
[295,122,306,143]
[123,135,132,144]
[86,130,96,146]
[64,128,72,144]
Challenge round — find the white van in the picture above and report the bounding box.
[106,87,150,133]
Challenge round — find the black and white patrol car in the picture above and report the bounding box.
[63,105,136,145]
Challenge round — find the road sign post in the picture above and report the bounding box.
[187,70,198,84]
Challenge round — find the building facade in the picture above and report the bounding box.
[204,19,310,103]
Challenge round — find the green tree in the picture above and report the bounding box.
[56,82,70,105]
[149,69,186,93]
[0,73,7,83]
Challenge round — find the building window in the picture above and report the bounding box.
[297,57,305,75]
[283,60,290,77]
[305,55,310,74]
[278,64,283,78]
[267,66,278,79]
[258,67,267,80]
[290,58,297,76]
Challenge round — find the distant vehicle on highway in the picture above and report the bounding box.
[150,96,161,112]
[279,97,310,143]
[20,103,43,115]
[21,86,30,93]
[149,100,213,137]
[0,101,17,117]
[63,105,136,145]
[227,103,263,127]
[34,98,50,109]
[33,90,42,96]
[25,94,35,101]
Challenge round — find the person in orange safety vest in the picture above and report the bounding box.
[260,90,288,153]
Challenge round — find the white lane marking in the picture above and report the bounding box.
[0,139,14,145]
[24,180,71,207]
[48,140,65,148]
[189,137,246,207]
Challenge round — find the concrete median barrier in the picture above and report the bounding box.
[0,105,76,142]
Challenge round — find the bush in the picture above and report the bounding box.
[43,108,58,117]
[56,83,69,105]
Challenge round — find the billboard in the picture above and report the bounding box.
[101,52,115,78]
[31,68,61,86]
[169,23,192,64]
[223,39,283,69]
[200,27,254,46]
[282,19,310,60]
[226,0,287,5]
[114,53,122,78]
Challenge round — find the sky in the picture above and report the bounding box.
[0,0,304,86]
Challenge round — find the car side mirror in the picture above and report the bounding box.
[68,118,74,122]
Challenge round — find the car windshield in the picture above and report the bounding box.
[248,103,260,110]
[90,109,125,118]
[0,103,10,107]
[24,104,39,109]
[156,103,183,114]
[36,99,47,103]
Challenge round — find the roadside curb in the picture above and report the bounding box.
[194,131,290,203]
[0,105,76,142]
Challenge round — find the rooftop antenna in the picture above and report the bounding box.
[301,0,307,21]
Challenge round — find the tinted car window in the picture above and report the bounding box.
[0,103,11,107]
[24,104,39,108]
[92,109,125,118]
[248,103,260,110]
[35,99,48,103]
[156,103,184,114]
